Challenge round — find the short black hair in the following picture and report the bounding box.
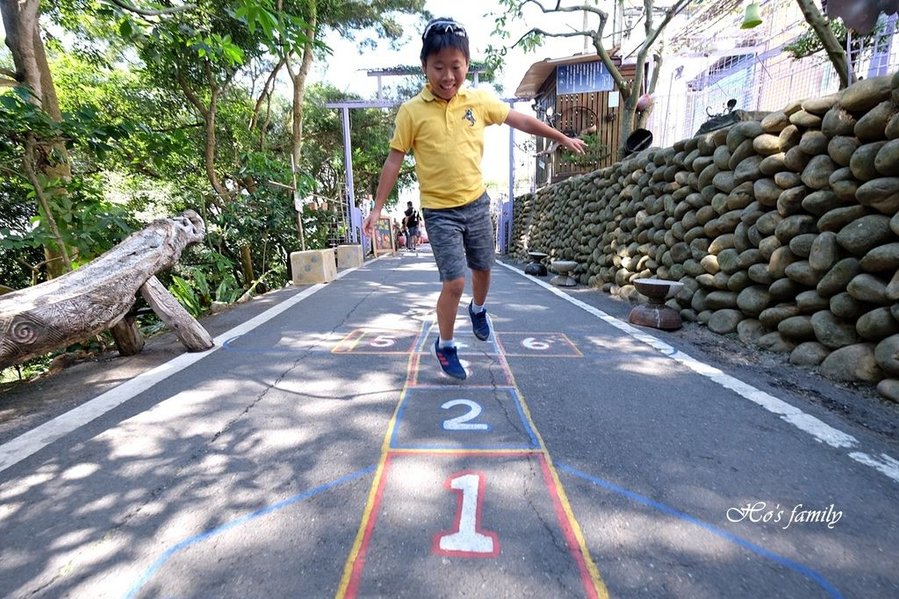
[420,17,470,63]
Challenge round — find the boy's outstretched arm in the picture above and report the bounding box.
[505,110,589,154]
[362,149,405,238]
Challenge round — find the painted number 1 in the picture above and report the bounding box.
[433,471,500,557]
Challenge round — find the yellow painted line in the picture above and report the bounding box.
[494,349,609,599]
[330,329,363,354]
[337,314,609,598]
[335,330,423,598]
[543,447,609,598]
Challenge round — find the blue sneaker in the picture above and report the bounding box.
[468,302,491,341]
[433,340,467,380]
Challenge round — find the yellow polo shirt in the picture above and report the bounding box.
[389,85,511,209]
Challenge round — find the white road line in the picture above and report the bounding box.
[499,261,899,484]
[0,262,367,474]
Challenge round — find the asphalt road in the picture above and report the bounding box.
[1,249,897,598]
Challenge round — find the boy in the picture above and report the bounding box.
[362,17,586,380]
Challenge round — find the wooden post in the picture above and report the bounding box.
[109,316,145,356]
[140,276,214,351]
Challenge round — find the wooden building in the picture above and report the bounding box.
[515,53,636,186]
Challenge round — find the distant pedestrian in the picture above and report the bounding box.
[362,17,586,380]
[403,201,421,250]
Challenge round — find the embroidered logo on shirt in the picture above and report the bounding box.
[463,108,476,126]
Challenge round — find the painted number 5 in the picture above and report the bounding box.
[368,334,396,348]
[433,471,500,557]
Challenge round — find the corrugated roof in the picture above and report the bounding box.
[514,52,621,99]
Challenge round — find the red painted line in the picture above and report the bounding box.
[539,454,599,599]
[343,454,394,598]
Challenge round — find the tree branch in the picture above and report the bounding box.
[794,0,854,88]
[176,72,208,117]
[102,0,197,17]
[520,0,607,19]
[512,27,590,47]
[250,58,285,131]
[640,0,692,53]
[1,66,19,82]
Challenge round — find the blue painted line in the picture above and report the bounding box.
[123,465,376,599]
[389,388,413,449]
[557,463,845,599]
[508,388,540,448]
[413,319,435,354]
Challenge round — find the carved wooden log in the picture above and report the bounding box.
[0,210,208,369]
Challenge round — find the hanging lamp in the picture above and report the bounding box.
[741,2,762,29]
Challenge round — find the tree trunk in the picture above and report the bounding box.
[289,8,317,167]
[795,0,855,88]
[1,0,75,278]
[177,70,231,204]
[0,211,207,369]
[620,91,637,158]
[239,244,255,287]
[23,136,72,275]
[587,13,635,159]
[0,0,43,101]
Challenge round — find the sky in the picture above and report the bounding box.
[309,0,588,99]
[1,1,593,203]
[307,0,591,203]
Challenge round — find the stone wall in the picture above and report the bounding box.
[510,71,899,402]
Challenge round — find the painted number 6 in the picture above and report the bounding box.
[522,336,551,350]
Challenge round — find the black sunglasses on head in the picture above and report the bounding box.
[422,20,467,40]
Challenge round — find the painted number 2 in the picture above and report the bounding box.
[441,399,490,431]
[433,471,500,557]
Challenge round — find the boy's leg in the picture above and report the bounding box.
[437,277,465,341]
[461,193,495,341]
[470,268,490,306]
[423,206,469,378]
[468,268,492,341]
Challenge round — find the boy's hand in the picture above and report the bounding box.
[563,136,588,154]
[362,209,381,237]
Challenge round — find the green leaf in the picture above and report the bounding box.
[119,18,134,39]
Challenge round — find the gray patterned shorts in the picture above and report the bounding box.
[422,192,495,281]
